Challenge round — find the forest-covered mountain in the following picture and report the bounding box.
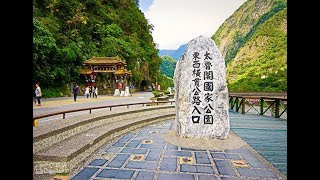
[160,55,177,78]
[33,0,165,96]
[158,44,187,60]
[212,0,287,92]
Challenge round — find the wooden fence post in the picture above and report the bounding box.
[260,98,264,115]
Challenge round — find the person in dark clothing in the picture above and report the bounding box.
[89,86,93,98]
[73,84,79,101]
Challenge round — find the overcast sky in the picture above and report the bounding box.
[139,0,246,50]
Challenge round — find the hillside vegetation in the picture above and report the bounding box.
[160,55,177,78]
[212,0,287,92]
[33,0,161,96]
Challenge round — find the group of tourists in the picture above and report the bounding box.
[84,85,98,99]
[72,84,98,101]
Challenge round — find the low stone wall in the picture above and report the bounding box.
[34,107,174,153]
[33,115,175,174]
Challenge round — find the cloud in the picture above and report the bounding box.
[143,0,246,49]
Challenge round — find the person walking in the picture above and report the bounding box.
[84,86,90,98]
[93,86,98,98]
[72,84,79,101]
[89,86,93,98]
[35,83,42,106]
[129,83,134,95]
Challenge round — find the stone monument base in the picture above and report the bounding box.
[120,91,125,96]
[125,87,130,96]
[113,89,120,96]
[162,130,245,150]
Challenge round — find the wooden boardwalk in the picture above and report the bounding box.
[229,111,287,175]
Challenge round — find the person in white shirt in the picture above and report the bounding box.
[84,86,90,98]
[35,83,42,106]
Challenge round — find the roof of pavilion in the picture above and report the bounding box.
[79,67,92,75]
[114,67,133,76]
[83,56,126,66]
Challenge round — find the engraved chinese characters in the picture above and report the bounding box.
[173,36,229,139]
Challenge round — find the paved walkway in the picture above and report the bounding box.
[230,112,287,175]
[33,92,154,124]
[69,114,287,179]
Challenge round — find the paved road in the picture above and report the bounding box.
[33,92,155,124]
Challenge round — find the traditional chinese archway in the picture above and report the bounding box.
[79,56,132,96]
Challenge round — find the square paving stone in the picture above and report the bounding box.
[211,153,226,159]
[126,140,140,148]
[146,149,162,161]
[140,144,164,149]
[162,157,177,164]
[71,167,99,180]
[195,152,209,158]
[210,150,225,153]
[166,150,192,157]
[112,142,126,147]
[105,147,121,153]
[225,154,242,160]
[180,164,214,174]
[157,173,194,180]
[135,171,155,180]
[237,168,277,178]
[89,159,108,166]
[106,154,130,168]
[96,169,135,179]
[160,163,177,171]
[196,165,215,174]
[214,160,231,167]
[125,161,158,170]
[241,155,266,168]
[121,148,148,154]
[180,147,197,151]
[166,144,179,150]
[216,166,237,176]
[198,175,218,180]
[118,138,131,143]
[196,157,211,164]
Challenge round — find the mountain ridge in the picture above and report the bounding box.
[158,44,187,60]
[212,0,287,92]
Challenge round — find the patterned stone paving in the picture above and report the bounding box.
[70,119,285,180]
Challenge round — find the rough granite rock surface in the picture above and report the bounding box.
[173,36,229,139]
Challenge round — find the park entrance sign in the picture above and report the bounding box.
[173,36,229,139]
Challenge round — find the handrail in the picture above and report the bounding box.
[228,95,287,118]
[33,101,175,121]
[33,94,287,122]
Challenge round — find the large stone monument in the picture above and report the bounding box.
[173,36,229,139]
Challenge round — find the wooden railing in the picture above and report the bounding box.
[33,93,287,125]
[229,95,287,118]
[33,101,175,121]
